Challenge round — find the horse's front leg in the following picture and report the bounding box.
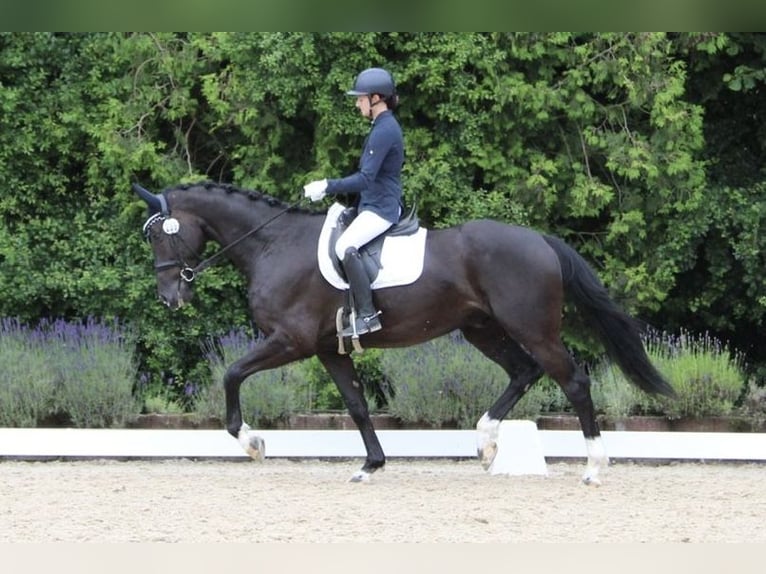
[224,364,264,462]
[318,352,385,482]
[223,334,302,461]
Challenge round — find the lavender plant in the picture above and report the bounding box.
[0,317,139,427]
[592,329,747,419]
[196,329,310,425]
[45,317,140,427]
[649,330,747,418]
[381,331,558,428]
[0,318,57,426]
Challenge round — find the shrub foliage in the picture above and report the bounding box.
[0,33,764,396]
[0,321,755,428]
[0,317,139,427]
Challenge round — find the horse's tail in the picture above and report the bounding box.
[543,234,676,398]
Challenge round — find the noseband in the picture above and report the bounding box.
[155,259,197,283]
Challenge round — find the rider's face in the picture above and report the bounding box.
[355,94,381,118]
[355,94,370,116]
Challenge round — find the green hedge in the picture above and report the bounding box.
[1,32,765,394]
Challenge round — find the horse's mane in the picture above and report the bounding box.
[162,180,321,215]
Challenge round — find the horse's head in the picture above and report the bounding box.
[134,183,205,309]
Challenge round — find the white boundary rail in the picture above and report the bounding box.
[1,427,765,461]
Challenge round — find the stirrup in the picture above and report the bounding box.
[342,312,382,338]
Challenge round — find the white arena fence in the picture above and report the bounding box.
[1,424,765,461]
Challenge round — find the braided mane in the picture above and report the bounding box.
[162,180,318,214]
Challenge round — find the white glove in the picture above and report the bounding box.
[303,179,328,202]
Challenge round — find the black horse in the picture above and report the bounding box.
[134,181,675,484]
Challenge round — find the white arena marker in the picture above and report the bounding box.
[488,420,548,476]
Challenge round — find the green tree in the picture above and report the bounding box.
[1,32,764,399]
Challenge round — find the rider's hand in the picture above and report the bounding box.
[303,179,328,202]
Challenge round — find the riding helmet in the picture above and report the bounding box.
[346,67,396,97]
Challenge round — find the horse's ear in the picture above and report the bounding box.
[133,183,165,214]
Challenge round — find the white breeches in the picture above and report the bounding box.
[334,209,394,260]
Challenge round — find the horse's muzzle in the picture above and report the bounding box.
[160,295,184,309]
[157,285,189,310]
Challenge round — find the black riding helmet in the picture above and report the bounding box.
[346,67,396,97]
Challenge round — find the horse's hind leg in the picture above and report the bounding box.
[461,324,545,470]
[317,351,385,483]
[564,368,608,485]
[530,339,609,485]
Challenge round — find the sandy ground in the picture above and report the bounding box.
[0,458,764,543]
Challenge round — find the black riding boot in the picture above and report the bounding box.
[341,247,382,337]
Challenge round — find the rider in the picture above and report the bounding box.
[304,67,404,337]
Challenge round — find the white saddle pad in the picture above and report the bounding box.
[317,202,428,291]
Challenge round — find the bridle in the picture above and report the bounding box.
[142,212,199,283]
[142,197,305,284]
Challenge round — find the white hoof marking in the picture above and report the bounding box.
[350,470,371,483]
[238,423,265,461]
[582,436,609,485]
[476,412,501,470]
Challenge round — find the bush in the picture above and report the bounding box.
[382,328,749,427]
[592,330,747,419]
[195,330,390,423]
[196,329,310,426]
[46,318,141,428]
[651,331,747,418]
[380,331,554,428]
[0,317,754,429]
[347,348,391,412]
[590,363,657,418]
[295,355,345,412]
[514,377,570,418]
[142,392,185,414]
[281,350,388,413]
[0,317,140,428]
[0,319,58,427]
[740,378,766,428]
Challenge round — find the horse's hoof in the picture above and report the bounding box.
[477,442,498,471]
[581,474,601,486]
[350,470,371,483]
[246,435,265,462]
[476,413,500,471]
[238,425,265,461]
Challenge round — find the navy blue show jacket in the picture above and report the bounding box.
[325,110,404,223]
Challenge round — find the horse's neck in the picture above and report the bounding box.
[170,186,322,272]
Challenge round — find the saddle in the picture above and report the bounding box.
[328,206,421,283]
[318,203,426,355]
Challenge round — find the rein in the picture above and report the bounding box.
[190,198,306,279]
[150,197,306,283]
